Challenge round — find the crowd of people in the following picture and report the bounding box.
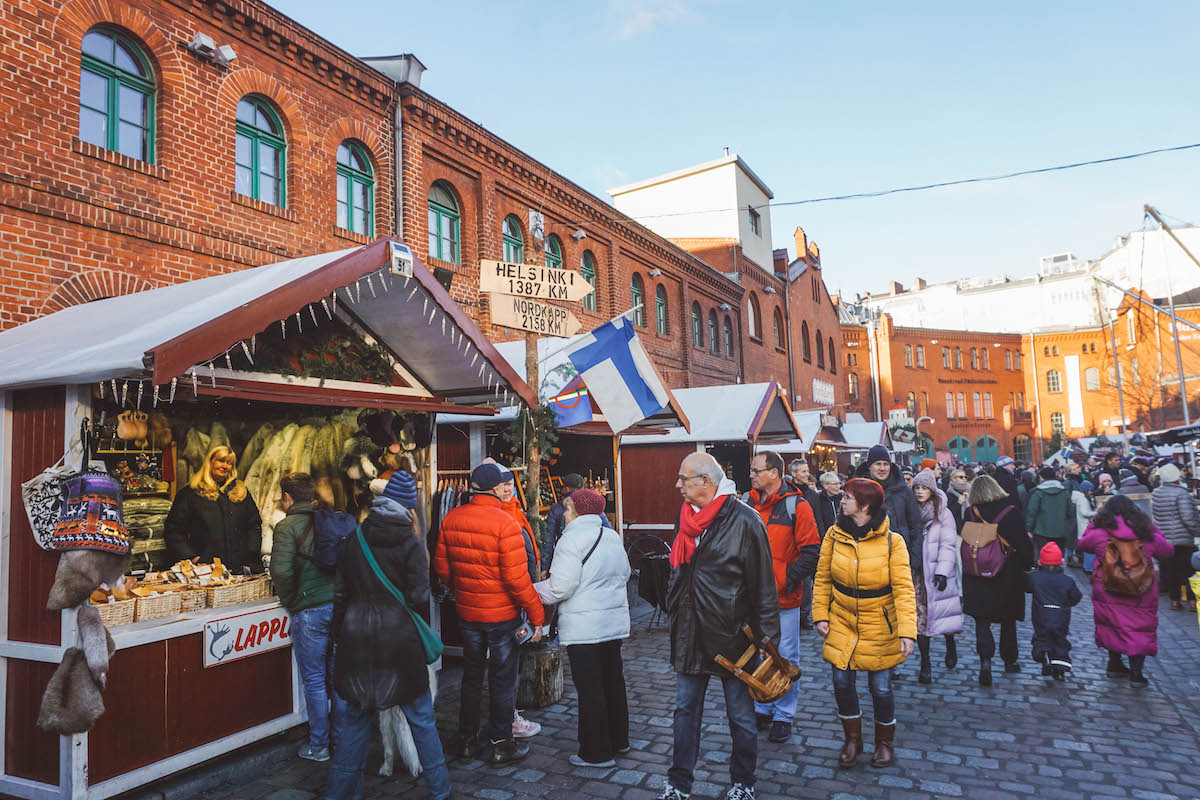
[259,439,1199,800]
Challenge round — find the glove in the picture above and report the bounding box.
[933,574,948,592]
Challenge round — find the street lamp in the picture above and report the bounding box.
[915,416,935,459]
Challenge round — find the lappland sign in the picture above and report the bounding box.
[203,606,292,668]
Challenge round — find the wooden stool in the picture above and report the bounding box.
[714,625,801,704]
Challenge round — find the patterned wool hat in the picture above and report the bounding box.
[50,471,130,555]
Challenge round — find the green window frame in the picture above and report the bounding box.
[503,215,524,262]
[79,27,156,162]
[724,316,734,356]
[235,96,286,207]
[631,273,645,326]
[337,141,374,236]
[691,302,703,347]
[545,234,563,269]
[655,284,668,334]
[708,309,719,353]
[581,250,597,311]
[427,182,460,264]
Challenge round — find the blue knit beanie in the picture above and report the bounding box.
[867,444,891,467]
[383,471,418,509]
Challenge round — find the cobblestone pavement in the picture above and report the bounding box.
[204,571,1200,800]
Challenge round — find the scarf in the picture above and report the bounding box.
[948,480,969,499]
[671,495,729,568]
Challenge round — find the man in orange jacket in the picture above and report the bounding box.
[743,450,820,744]
[436,462,545,767]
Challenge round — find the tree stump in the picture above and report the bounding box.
[516,642,563,709]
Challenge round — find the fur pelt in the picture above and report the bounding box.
[37,641,112,734]
[147,412,172,450]
[180,428,212,475]
[378,665,438,777]
[47,550,132,611]
[238,423,275,476]
[75,604,116,689]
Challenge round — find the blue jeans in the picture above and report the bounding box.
[323,690,451,800]
[669,672,757,793]
[831,665,894,724]
[291,603,333,750]
[459,617,521,742]
[754,606,800,722]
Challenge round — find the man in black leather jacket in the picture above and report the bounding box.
[658,453,780,800]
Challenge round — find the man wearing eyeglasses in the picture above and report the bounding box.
[657,453,779,800]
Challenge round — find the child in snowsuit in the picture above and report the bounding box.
[1026,542,1082,680]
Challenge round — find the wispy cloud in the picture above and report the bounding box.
[609,0,702,40]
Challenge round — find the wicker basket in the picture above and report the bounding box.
[134,592,183,622]
[93,598,136,627]
[206,576,271,609]
[179,588,208,613]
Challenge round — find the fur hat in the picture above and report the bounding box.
[1039,541,1063,566]
[568,488,606,516]
[1159,463,1182,484]
[867,444,891,466]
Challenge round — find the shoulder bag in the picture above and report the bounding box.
[355,526,444,665]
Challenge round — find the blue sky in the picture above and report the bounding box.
[277,0,1200,296]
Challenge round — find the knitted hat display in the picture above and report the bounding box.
[382,471,419,509]
[867,444,891,466]
[568,488,606,516]
[1039,541,1063,566]
[49,471,130,555]
[1159,463,1182,484]
[920,458,937,470]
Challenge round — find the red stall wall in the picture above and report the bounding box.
[620,444,698,527]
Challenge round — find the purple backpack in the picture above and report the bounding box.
[960,505,1013,578]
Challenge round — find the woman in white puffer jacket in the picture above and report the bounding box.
[534,489,631,768]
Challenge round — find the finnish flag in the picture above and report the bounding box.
[563,316,670,433]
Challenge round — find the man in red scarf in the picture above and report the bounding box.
[658,453,780,800]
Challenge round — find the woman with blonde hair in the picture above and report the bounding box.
[165,445,263,572]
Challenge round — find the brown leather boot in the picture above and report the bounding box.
[837,716,862,769]
[871,721,896,767]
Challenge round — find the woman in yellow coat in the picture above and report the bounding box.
[813,477,917,770]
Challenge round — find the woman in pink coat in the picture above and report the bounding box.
[1076,494,1174,687]
[911,470,964,684]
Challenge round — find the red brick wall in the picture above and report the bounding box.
[0,0,395,330]
[842,323,873,420]
[786,258,843,411]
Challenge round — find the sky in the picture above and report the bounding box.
[277,0,1200,297]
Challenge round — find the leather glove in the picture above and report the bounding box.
[933,574,948,592]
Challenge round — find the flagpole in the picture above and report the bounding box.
[539,303,644,366]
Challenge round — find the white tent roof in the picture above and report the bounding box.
[622,382,797,445]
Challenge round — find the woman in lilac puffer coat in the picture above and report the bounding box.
[1076,494,1174,688]
[911,469,964,684]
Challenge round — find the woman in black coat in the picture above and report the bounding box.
[960,475,1033,687]
[164,445,262,572]
[325,480,451,800]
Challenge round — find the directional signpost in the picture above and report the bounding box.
[480,260,595,303]
[490,293,581,337]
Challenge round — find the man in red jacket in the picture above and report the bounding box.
[435,462,545,766]
[744,451,820,743]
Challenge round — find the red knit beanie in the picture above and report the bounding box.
[569,488,606,516]
[921,458,937,470]
[1039,541,1063,566]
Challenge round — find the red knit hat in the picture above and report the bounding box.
[920,458,937,470]
[569,488,606,516]
[1039,541,1063,566]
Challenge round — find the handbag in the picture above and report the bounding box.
[355,526,444,665]
[21,421,90,551]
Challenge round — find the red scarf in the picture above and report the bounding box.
[670,494,729,568]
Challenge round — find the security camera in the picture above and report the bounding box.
[719,303,732,311]
[214,45,238,67]
[570,229,587,241]
[190,32,216,55]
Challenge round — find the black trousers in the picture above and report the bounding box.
[566,640,629,763]
[1163,545,1197,602]
[975,618,1018,664]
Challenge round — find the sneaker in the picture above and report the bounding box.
[767,720,791,743]
[656,783,690,800]
[512,710,541,738]
[755,712,773,731]
[569,754,616,768]
[298,744,330,762]
[726,784,756,800]
[487,737,530,766]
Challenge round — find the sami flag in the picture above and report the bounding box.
[548,388,593,428]
[562,316,670,433]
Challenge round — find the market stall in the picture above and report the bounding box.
[773,409,855,476]
[0,237,535,800]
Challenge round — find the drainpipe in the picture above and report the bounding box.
[782,270,796,407]
[1029,332,1043,451]
[868,319,883,422]
[359,54,427,238]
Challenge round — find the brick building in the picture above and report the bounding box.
[0,0,398,331]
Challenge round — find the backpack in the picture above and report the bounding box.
[960,505,1013,578]
[1099,536,1154,596]
[299,509,357,572]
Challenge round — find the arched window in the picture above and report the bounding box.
[544,234,563,269]
[1046,369,1062,393]
[1050,412,1065,434]
[1052,345,1059,356]
[915,345,925,368]
[748,293,761,339]
[945,392,955,419]
[980,349,989,369]
[774,309,785,349]
[427,181,460,264]
[337,141,374,236]
[829,338,837,374]
[801,321,812,361]
[1084,367,1100,390]
[904,344,913,367]
[970,348,978,369]
[906,391,917,417]
[1090,343,1096,353]
[709,310,719,353]
[1016,392,1025,412]
[919,391,928,416]
[691,301,703,347]
[630,273,645,326]
[580,250,596,311]
[235,96,286,206]
[1044,346,1050,356]
[1005,349,1012,370]
[954,348,963,369]
[942,347,951,368]
[973,392,983,418]
[849,372,859,398]
[974,435,999,462]
[1013,434,1033,462]
[815,328,825,367]
[502,215,524,263]
[956,392,966,418]
[983,392,993,418]
[947,436,973,462]
[1014,350,1023,370]
[724,316,734,357]
[1081,344,1087,354]
[80,27,156,162]
[655,284,668,334]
